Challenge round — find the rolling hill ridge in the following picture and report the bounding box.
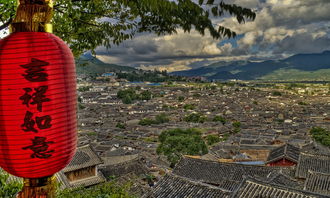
[172,51,330,81]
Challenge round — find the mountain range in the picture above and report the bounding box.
[76,53,136,75]
[172,51,330,81]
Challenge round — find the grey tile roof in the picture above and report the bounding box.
[173,157,287,191]
[296,153,330,179]
[304,171,330,196]
[266,144,300,164]
[252,171,303,189]
[145,174,231,198]
[63,145,103,173]
[231,179,328,198]
[100,156,148,178]
[268,172,302,189]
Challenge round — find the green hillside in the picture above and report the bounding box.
[173,51,330,81]
[259,69,330,81]
[76,54,136,75]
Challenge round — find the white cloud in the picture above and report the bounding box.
[95,0,330,71]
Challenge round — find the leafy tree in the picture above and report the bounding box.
[139,113,169,126]
[178,96,185,102]
[78,86,91,92]
[232,121,241,128]
[183,104,195,110]
[298,101,308,105]
[0,170,23,198]
[272,91,282,96]
[116,122,126,129]
[139,118,156,126]
[1,0,255,56]
[184,113,207,123]
[122,95,133,104]
[205,134,220,146]
[140,90,152,100]
[232,121,241,133]
[57,181,134,198]
[78,103,86,110]
[155,113,170,124]
[157,128,208,166]
[310,127,330,147]
[213,115,226,125]
[117,88,137,100]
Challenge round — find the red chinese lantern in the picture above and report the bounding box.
[0,1,77,180]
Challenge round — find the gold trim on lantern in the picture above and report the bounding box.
[11,0,53,33]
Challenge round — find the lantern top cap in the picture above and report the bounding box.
[19,0,52,5]
[11,0,53,33]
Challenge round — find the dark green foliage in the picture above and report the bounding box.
[116,122,126,129]
[178,96,185,102]
[1,1,255,56]
[310,127,330,147]
[157,128,208,166]
[298,101,308,105]
[139,113,169,126]
[117,88,137,100]
[0,171,23,198]
[221,133,230,141]
[122,95,133,104]
[183,104,195,110]
[57,181,134,198]
[78,86,91,92]
[193,93,201,97]
[155,113,170,124]
[116,70,184,82]
[232,121,241,128]
[184,113,207,123]
[205,134,220,145]
[272,91,282,96]
[139,118,156,126]
[232,121,241,133]
[117,88,153,104]
[213,115,226,125]
[140,90,152,100]
[78,103,86,110]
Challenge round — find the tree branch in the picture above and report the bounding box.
[0,18,13,31]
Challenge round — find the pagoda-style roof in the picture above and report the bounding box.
[304,170,330,196]
[295,153,330,179]
[99,155,148,178]
[144,174,231,198]
[231,179,327,198]
[266,144,300,164]
[173,157,290,191]
[63,144,103,173]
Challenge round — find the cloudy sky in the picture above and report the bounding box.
[95,0,330,72]
[2,0,329,72]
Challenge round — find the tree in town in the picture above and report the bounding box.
[0,0,256,56]
[310,127,330,147]
[157,128,208,167]
[0,170,23,198]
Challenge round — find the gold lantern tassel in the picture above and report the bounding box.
[16,176,56,198]
[11,0,53,33]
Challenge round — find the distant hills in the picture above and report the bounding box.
[172,51,330,81]
[76,53,136,75]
